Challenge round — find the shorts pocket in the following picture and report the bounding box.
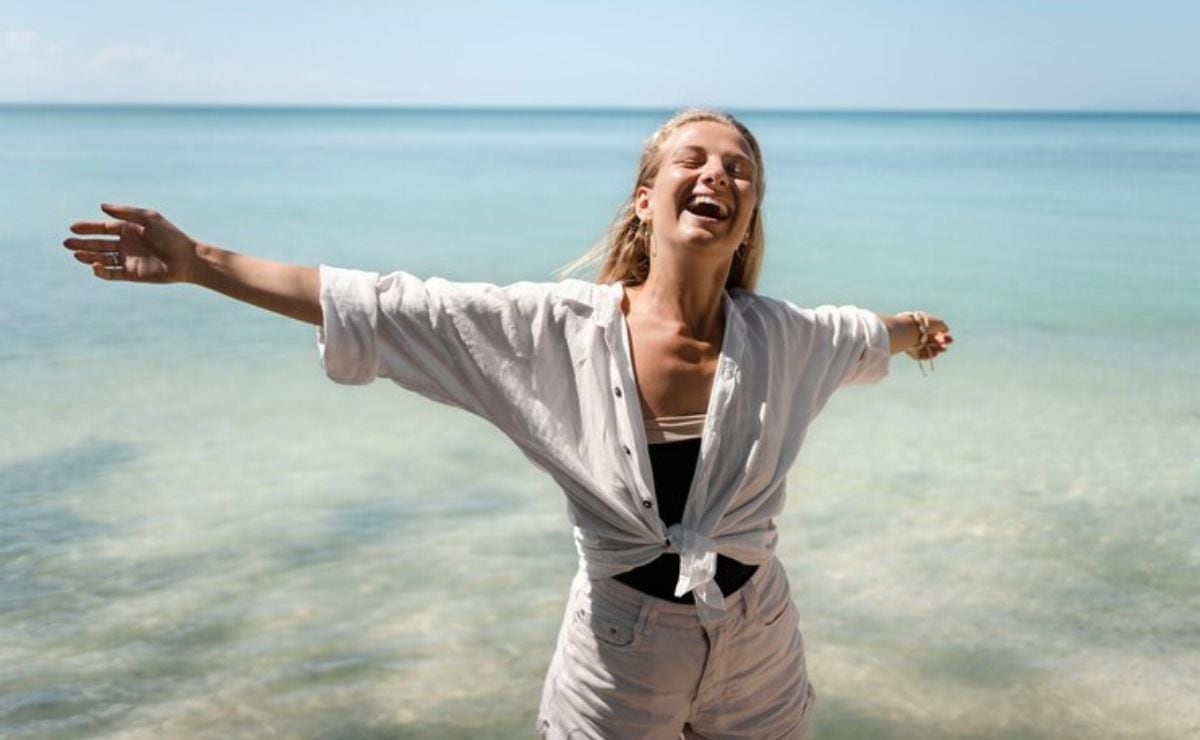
[755,560,796,627]
[572,587,649,648]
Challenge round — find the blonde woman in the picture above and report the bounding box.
[63,109,952,739]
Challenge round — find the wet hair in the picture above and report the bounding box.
[559,108,766,291]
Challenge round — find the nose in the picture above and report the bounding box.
[700,159,729,188]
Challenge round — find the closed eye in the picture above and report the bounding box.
[727,158,754,177]
[673,145,707,168]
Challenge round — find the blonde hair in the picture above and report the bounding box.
[558,108,766,292]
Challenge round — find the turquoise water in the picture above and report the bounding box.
[2,106,1198,738]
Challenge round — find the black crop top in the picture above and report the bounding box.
[613,438,758,603]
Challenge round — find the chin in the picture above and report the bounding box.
[677,225,732,248]
[674,237,739,266]
[674,213,740,246]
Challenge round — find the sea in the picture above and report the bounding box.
[1,106,1197,739]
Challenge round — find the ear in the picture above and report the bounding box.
[634,185,653,222]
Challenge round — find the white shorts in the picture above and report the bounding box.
[538,556,815,739]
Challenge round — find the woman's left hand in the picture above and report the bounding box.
[907,315,953,361]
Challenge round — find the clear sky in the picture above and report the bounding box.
[3,0,1198,110]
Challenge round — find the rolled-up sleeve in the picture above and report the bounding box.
[834,306,891,386]
[318,265,382,385]
[316,264,553,420]
[781,301,891,422]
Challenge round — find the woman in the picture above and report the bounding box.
[63,109,952,739]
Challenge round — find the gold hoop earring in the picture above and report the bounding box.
[641,220,655,259]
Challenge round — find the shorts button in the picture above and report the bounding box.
[642,499,653,509]
[614,386,622,398]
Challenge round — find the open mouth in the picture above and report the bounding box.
[683,194,731,222]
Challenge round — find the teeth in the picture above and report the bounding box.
[686,195,729,218]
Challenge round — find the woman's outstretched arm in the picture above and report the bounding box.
[63,203,322,326]
[878,312,953,359]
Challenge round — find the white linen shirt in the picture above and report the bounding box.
[317,265,891,622]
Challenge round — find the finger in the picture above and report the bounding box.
[64,237,119,251]
[70,220,125,236]
[91,262,128,281]
[73,250,122,265]
[100,203,158,226]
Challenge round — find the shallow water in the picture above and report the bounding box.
[2,106,1198,738]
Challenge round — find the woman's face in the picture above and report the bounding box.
[635,121,758,260]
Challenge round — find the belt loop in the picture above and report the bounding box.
[639,591,657,631]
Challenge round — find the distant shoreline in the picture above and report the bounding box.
[1,102,1198,118]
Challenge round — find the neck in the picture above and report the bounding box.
[626,254,731,340]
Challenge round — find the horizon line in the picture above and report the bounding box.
[2,101,1199,116]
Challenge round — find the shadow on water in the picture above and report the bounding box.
[909,643,1045,690]
[0,439,256,739]
[272,459,523,573]
[0,440,136,551]
[0,440,135,609]
[269,488,437,572]
[1014,492,1200,649]
[0,687,138,740]
[0,439,139,498]
[1,590,255,739]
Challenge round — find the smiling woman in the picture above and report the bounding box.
[563,110,768,293]
[61,107,951,739]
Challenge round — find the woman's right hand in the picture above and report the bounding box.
[64,204,199,284]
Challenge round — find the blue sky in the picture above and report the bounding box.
[2,0,1198,110]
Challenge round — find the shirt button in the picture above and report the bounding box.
[614,386,622,398]
[642,500,653,509]
[622,445,631,456]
